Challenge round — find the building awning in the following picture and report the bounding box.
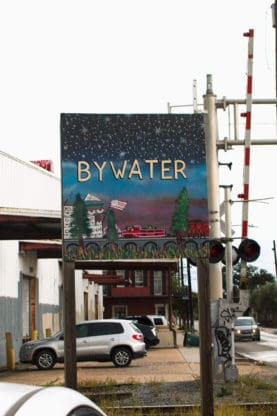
[19,241,62,259]
[83,272,128,285]
[0,207,61,240]
[0,207,179,269]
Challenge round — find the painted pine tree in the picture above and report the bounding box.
[70,193,91,239]
[107,209,118,242]
[171,187,189,238]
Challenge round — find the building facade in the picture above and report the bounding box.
[101,269,171,320]
[0,151,103,367]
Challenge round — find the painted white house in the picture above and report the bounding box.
[0,151,103,368]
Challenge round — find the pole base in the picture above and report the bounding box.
[224,364,239,382]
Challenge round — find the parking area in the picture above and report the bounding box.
[0,344,272,387]
[0,347,199,385]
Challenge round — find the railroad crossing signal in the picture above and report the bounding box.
[187,238,260,264]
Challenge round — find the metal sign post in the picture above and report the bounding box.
[197,257,214,416]
[63,261,77,389]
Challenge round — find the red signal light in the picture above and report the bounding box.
[209,240,225,263]
[201,240,225,264]
[238,238,260,262]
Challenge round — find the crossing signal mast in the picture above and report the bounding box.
[239,29,255,287]
[168,25,277,415]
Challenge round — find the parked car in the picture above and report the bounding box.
[126,315,168,327]
[0,382,107,416]
[133,322,160,349]
[20,319,146,370]
[234,316,261,341]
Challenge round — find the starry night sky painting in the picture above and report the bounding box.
[60,113,209,262]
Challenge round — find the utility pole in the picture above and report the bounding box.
[204,74,223,300]
[221,185,233,303]
[197,257,214,416]
[63,261,77,389]
[272,1,277,118]
[220,185,238,378]
[273,240,277,279]
[187,258,194,331]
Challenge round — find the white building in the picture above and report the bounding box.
[63,193,104,239]
[0,151,103,367]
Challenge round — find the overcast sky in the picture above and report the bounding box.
[0,0,276,280]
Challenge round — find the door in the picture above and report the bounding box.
[84,292,88,320]
[22,275,36,338]
[76,322,121,361]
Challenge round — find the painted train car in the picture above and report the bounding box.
[121,221,208,238]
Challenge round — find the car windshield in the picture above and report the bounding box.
[235,318,255,326]
[51,329,63,338]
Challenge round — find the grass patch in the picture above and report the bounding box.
[47,375,277,415]
[239,374,277,390]
[216,386,233,398]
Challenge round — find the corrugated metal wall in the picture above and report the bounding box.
[0,150,60,210]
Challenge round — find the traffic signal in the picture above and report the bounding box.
[185,238,260,264]
[206,240,225,264]
[222,246,240,266]
[238,238,260,262]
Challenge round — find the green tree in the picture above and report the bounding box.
[70,193,91,238]
[248,268,275,290]
[171,275,198,329]
[107,209,118,242]
[250,282,277,325]
[171,187,189,238]
[222,263,274,294]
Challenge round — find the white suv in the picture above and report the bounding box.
[20,319,146,370]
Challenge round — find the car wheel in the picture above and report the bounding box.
[111,347,132,367]
[35,349,56,370]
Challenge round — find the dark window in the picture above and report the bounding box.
[136,316,152,326]
[76,324,89,338]
[153,318,164,325]
[134,270,144,287]
[89,322,124,336]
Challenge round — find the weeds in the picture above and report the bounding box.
[216,386,232,398]
[64,374,277,415]
[239,374,277,390]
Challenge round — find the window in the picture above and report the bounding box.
[89,322,124,336]
[76,324,89,338]
[116,270,125,278]
[103,284,109,296]
[153,271,163,295]
[113,304,127,318]
[156,304,166,316]
[153,318,164,325]
[84,292,88,320]
[134,270,144,287]
[115,270,126,287]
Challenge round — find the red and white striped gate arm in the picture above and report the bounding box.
[241,29,254,239]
